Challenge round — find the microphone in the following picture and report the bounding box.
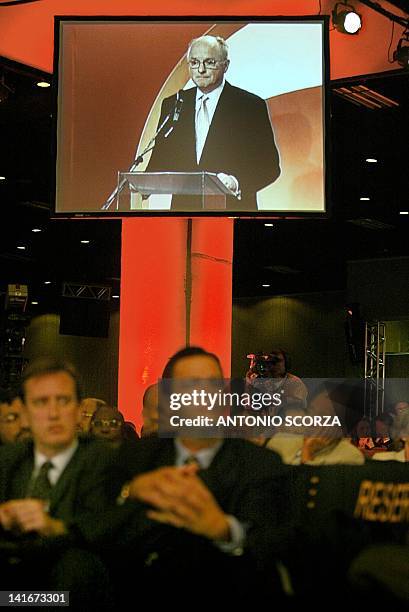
[101,90,183,209]
[165,90,184,138]
[101,112,172,210]
[173,90,184,122]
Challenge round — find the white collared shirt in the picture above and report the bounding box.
[194,78,226,130]
[194,79,239,194]
[174,438,223,468]
[32,439,79,486]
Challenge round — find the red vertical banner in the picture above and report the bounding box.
[118,217,187,427]
[118,217,234,428]
[189,218,234,378]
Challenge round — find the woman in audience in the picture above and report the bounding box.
[372,407,409,462]
[265,402,364,465]
[266,433,365,465]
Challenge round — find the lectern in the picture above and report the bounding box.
[111,171,234,211]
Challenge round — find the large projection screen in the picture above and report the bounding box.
[54,17,329,217]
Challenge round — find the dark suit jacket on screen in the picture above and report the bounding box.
[146,82,281,211]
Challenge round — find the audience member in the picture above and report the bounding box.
[373,407,409,462]
[351,416,375,451]
[392,400,409,415]
[141,383,159,437]
[0,388,31,444]
[267,434,364,465]
[246,348,308,411]
[89,347,293,605]
[266,393,364,465]
[90,405,125,447]
[0,358,124,607]
[122,421,139,443]
[374,412,393,449]
[79,397,107,433]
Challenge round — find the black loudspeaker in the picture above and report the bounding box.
[344,303,365,364]
[59,299,110,338]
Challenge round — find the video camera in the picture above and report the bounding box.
[246,352,282,378]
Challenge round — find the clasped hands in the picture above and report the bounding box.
[128,464,231,542]
[0,499,66,537]
[301,436,335,463]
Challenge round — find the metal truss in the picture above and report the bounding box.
[364,321,386,418]
[62,283,111,301]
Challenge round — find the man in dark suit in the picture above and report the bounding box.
[92,347,293,604]
[146,35,281,211]
[0,358,122,607]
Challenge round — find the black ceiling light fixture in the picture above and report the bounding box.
[332,2,362,34]
[393,30,409,68]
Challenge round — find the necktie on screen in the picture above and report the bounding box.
[196,95,210,163]
[27,460,54,500]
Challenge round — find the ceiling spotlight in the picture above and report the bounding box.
[44,281,51,285]
[80,240,90,244]
[262,284,271,288]
[31,301,39,306]
[332,2,362,34]
[32,228,42,233]
[360,197,370,201]
[399,211,409,215]
[393,32,409,69]
[17,246,26,250]
[365,158,378,163]
[112,295,120,299]
[0,176,6,181]
[264,223,274,227]
[36,81,50,88]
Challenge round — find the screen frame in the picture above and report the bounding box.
[52,15,331,219]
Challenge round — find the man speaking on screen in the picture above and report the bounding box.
[146,35,281,211]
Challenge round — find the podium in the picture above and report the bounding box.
[114,171,234,211]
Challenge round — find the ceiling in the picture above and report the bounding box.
[0,56,121,314]
[234,67,409,297]
[0,46,408,312]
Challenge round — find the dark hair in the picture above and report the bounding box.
[270,349,291,372]
[91,405,124,424]
[162,346,222,379]
[375,412,393,427]
[19,358,82,403]
[122,421,139,442]
[0,388,12,404]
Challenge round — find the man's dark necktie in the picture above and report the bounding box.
[27,461,54,500]
[183,455,201,468]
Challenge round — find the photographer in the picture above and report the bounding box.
[246,349,308,414]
